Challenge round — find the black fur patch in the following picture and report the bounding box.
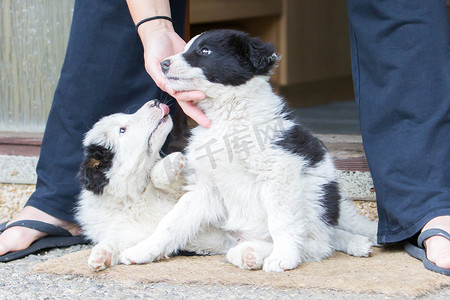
[183,29,278,86]
[320,181,341,226]
[274,125,326,167]
[78,144,114,195]
[279,103,295,121]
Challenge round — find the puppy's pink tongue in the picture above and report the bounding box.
[160,103,170,117]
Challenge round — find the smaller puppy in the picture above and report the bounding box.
[76,100,231,271]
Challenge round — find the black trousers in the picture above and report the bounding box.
[347,0,450,243]
[27,0,186,222]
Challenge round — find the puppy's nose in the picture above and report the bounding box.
[161,59,171,75]
[150,100,160,108]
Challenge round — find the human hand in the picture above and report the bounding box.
[138,22,211,128]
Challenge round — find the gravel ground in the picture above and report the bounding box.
[1,245,449,300]
[0,183,34,222]
[0,185,446,299]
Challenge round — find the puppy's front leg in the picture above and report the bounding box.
[261,190,304,272]
[151,152,184,190]
[120,185,217,264]
[88,240,127,272]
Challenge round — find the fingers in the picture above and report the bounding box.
[140,34,209,127]
[174,91,209,127]
[174,90,206,102]
[177,100,211,128]
[147,58,209,127]
[146,58,170,92]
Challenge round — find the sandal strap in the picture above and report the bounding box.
[418,228,450,248]
[0,221,7,232]
[3,220,73,237]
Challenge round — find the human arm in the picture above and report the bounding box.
[126,0,210,127]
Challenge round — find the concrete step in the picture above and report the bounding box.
[0,134,375,198]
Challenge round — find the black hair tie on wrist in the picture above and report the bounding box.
[135,16,174,31]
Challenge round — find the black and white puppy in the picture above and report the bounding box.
[120,30,378,272]
[76,100,232,271]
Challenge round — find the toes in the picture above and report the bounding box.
[346,236,373,257]
[241,247,262,269]
[118,250,134,265]
[263,253,300,272]
[174,156,185,177]
[0,226,44,255]
[262,257,285,272]
[244,250,256,268]
[119,246,154,265]
[226,245,264,270]
[178,156,185,170]
[88,250,112,272]
[119,249,138,265]
[425,235,450,269]
[435,255,450,269]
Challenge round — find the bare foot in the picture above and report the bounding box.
[0,206,81,256]
[422,215,450,269]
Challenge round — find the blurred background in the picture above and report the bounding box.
[1,0,449,138]
[0,0,357,137]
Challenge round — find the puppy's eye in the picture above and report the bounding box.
[199,47,212,56]
[119,127,126,135]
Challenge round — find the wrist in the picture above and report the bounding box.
[137,18,174,39]
[136,16,173,30]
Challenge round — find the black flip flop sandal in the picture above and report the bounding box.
[404,228,450,276]
[0,220,90,262]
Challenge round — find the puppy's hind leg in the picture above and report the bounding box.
[330,228,373,257]
[338,199,378,244]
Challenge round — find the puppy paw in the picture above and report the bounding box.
[163,152,184,178]
[368,233,379,246]
[262,252,300,272]
[152,152,185,189]
[119,242,159,265]
[88,246,113,272]
[227,246,264,270]
[173,153,185,177]
[242,247,263,270]
[345,235,373,257]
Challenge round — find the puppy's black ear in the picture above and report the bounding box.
[245,36,280,75]
[78,144,114,195]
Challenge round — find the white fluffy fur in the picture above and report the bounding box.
[76,101,232,271]
[119,33,378,272]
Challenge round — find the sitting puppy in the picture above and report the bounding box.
[120,30,378,272]
[76,100,232,271]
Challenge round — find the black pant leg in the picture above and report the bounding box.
[347,0,450,243]
[27,0,186,223]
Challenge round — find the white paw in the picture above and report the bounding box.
[227,246,264,270]
[172,153,185,177]
[88,245,114,272]
[119,242,159,265]
[164,152,185,179]
[346,235,373,257]
[262,252,300,272]
[368,233,379,246]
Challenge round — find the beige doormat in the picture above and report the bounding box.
[33,246,449,297]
